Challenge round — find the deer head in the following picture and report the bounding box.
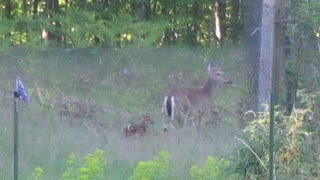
[207,61,232,85]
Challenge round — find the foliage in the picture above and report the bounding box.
[0,9,169,49]
[190,156,229,180]
[62,149,106,180]
[0,0,244,48]
[130,151,171,180]
[28,167,44,180]
[229,90,320,179]
[228,140,266,179]
[284,0,320,91]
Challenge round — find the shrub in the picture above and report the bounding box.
[130,151,171,180]
[229,90,320,179]
[28,167,44,180]
[190,156,229,180]
[62,149,106,180]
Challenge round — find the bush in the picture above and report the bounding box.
[130,151,171,180]
[62,149,106,180]
[28,167,44,180]
[190,156,229,180]
[229,90,320,179]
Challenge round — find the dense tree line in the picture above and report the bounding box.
[0,0,244,48]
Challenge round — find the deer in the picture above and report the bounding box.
[161,61,232,131]
[123,114,154,137]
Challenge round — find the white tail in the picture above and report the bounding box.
[162,61,232,131]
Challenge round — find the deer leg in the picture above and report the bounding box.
[183,114,188,128]
[170,123,175,130]
[192,110,200,128]
[192,114,197,127]
[163,115,174,131]
[164,124,175,131]
[163,120,175,131]
[195,115,202,140]
[183,107,191,128]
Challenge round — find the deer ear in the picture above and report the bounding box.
[207,61,216,70]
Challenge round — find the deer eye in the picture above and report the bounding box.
[217,72,222,76]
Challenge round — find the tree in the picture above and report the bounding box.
[244,0,263,111]
[214,0,227,46]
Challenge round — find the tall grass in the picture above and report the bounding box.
[0,46,246,179]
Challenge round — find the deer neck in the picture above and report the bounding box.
[201,78,218,96]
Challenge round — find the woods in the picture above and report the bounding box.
[0,0,244,48]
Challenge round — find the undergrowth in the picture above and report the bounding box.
[229,89,320,179]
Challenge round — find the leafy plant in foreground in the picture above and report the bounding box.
[130,151,171,180]
[229,90,320,179]
[62,149,106,180]
[28,167,44,180]
[190,156,229,180]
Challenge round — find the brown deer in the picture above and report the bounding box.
[161,61,232,131]
[123,114,154,137]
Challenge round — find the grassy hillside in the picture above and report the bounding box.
[0,46,247,179]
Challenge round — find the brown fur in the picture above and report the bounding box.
[162,62,232,130]
[123,114,153,137]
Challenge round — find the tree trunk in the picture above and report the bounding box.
[132,1,145,21]
[162,1,177,45]
[258,0,282,111]
[258,0,275,111]
[152,0,157,16]
[145,0,151,20]
[244,0,263,111]
[214,0,226,46]
[230,0,241,41]
[46,0,59,13]
[43,0,61,44]
[231,0,240,22]
[22,0,27,14]
[132,0,151,20]
[33,0,39,16]
[189,1,201,46]
[5,0,12,18]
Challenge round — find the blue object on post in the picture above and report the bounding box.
[15,76,30,102]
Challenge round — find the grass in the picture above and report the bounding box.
[0,46,247,179]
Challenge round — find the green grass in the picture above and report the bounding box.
[0,46,247,179]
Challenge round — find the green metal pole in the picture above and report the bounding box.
[13,97,19,180]
[269,93,275,180]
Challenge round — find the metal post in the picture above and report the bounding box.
[269,93,275,180]
[13,92,19,180]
